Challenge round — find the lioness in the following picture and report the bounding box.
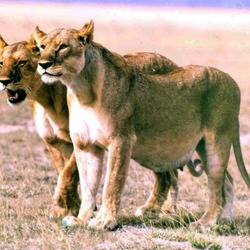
[33,21,249,231]
[0,34,203,217]
[0,35,80,218]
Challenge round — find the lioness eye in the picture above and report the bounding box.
[40,44,46,50]
[18,60,28,67]
[58,44,68,51]
[33,46,40,53]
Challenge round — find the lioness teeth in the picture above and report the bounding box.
[14,93,18,99]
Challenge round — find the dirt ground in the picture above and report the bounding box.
[0,2,249,249]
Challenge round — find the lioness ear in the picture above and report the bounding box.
[77,20,94,46]
[0,35,8,49]
[29,26,46,46]
[28,26,46,55]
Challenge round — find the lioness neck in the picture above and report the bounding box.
[64,43,129,107]
[32,81,68,122]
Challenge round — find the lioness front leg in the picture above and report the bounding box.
[89,136,134,230]
[52,153,80,219]
[196,140,234,222]
[45,140,80,218]
[62,145,104,227]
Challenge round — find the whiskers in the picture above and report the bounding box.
[34,71,40,78]
[21,84,32,96]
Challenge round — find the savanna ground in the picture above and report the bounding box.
[0,2,250,249]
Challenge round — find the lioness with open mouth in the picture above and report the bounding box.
[32,21,249,231]
[0,34,205,219]
[0,35,80,218]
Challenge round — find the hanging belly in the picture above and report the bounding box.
[132,132,201,172]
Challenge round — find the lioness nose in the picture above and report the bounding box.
[0,77,13,86]
[38,61,53,70]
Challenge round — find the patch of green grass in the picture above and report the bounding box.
[188,233,222,250]
[215,217,250,236]
[119,207,202,230]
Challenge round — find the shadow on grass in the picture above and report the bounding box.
[118,208,201,230]
[60,207,249,237]
[118,210,250,236]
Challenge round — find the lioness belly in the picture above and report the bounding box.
[132,133,201,172]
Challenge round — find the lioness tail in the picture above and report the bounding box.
[233,123,250,189]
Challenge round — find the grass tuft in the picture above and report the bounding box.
[188,233,222,250]
[215,217,250,236]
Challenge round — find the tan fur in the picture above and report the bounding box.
[34,21,249,231]
[0,35,196,218]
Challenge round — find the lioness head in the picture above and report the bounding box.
[0,35,41,105]
[34,21,94,84]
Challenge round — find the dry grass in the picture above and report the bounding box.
[0,3,250,249]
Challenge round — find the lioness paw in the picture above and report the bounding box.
[50,206,67,219]
[62,216,83,228]
[88,208,118,231]
[89,217,118,231]
[50,205,79,220]
[135,204,160,217]
[189,221,214,233]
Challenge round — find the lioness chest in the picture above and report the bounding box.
[67,91,110,149]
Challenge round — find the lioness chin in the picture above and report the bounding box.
[0,35,205,219]
[33,21,250,231]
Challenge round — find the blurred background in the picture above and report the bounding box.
[1,0,250,96]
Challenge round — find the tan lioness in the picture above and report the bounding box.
[33,21,249,231]
[0,35,80,218]
[0,35,203,217]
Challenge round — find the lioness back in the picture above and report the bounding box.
[124,52,178,75]
[132,65,240,169]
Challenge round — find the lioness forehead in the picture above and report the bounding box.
[43,28,77,43]
[1,42,29,60]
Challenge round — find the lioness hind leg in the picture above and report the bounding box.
[195,139,234,222]
[160,159,203,216]
[135,171,171,217]
[51,153,81,219]
[220,170,234,220]
[160,170,178,215]
[190,134,232,231]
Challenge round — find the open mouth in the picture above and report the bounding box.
[7,89,27,104]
